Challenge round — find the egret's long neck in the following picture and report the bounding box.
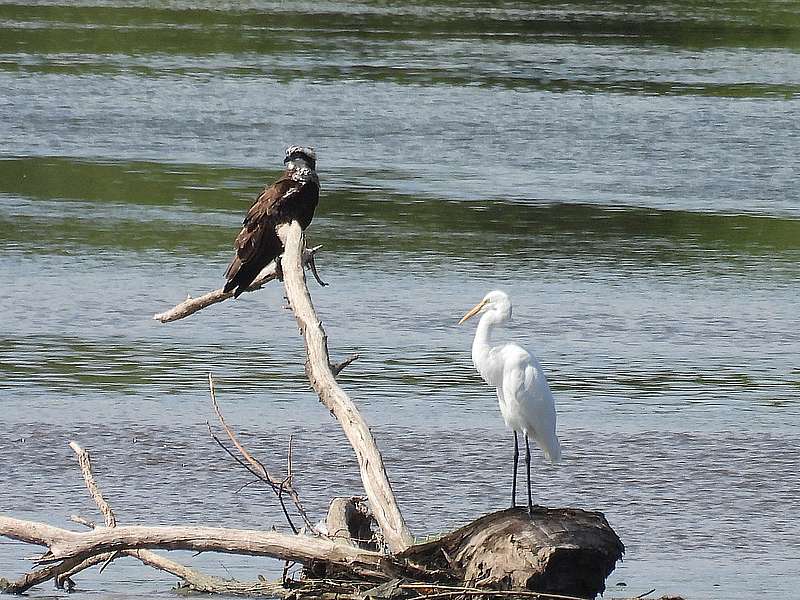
[472,312,500,385]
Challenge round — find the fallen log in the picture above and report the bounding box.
[400,508,624,598]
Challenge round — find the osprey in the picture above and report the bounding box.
[223,146,320,297]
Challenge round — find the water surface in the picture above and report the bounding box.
[1,2,799,599]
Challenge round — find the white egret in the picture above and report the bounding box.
[459,290,561,513]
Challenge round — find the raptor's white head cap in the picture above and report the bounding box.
[284,146,317,170]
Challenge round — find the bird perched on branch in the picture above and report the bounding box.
[223,146,320,297]
[459,290,561,514]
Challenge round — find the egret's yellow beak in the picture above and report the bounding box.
[458,299,488,324]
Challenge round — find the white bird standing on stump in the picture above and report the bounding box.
[459,290,561,513]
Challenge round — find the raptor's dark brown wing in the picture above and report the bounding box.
[223,173,318,297]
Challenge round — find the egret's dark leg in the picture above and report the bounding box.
[511,431,519,508]
[275,255,284,281]
[525,433,533,515]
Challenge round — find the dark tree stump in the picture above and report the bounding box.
[400,507,624,598]
[325,497,378,550]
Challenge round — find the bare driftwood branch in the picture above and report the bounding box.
[0,557,86,594]
[69,442,116,528]
[66,521,290,596]
[0,516,390,579]
[279,221,414,553]
[153,245,324,323]
[207,373,314,534]
[0,525,290,597]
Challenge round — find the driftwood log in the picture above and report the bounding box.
[400,508,623,598]
[1,222,626,599]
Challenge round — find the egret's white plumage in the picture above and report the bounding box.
[459,290,560,511]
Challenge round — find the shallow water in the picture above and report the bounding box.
[1,2,799,599]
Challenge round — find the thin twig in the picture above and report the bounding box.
[440,547,456,570]
[235,479,263,494]
[208,374,272,481]
[286,434,294,487]
[207,374,315,533]
[400,584,592,600]
[207,423,273,486]
[98,551,121,574]
[276,484,297,535]
[208,376,297,533]
[331,353,360,377]
[69,515,96,529]
[306,250,328,287]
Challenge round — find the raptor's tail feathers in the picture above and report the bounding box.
[224,262,263,298]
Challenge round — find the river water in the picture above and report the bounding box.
[1,2,799,599]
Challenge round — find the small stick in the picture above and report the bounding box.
[399,584,591,600]
[69,515,96,529]
[98,550,122,574]
[208,374,271,481]
[205,423,297,532]
[207,374,315,533]
[286,434,294,486]
[306,250,328,287]
[69,441,116,527]
[331,353,360,377]
[207,423,267,482]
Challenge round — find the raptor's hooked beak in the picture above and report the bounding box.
[458,299,488,324]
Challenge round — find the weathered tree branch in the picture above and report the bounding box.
[0,516,390,580]
[0,557,85,594]
[279,222,414,553]
[69,442,116,528]
[111,548,289,596]
[64,523,290,596]
[153,245,324,323]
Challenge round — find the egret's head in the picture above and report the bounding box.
[458,290,512,324]
[284,146,317,171]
